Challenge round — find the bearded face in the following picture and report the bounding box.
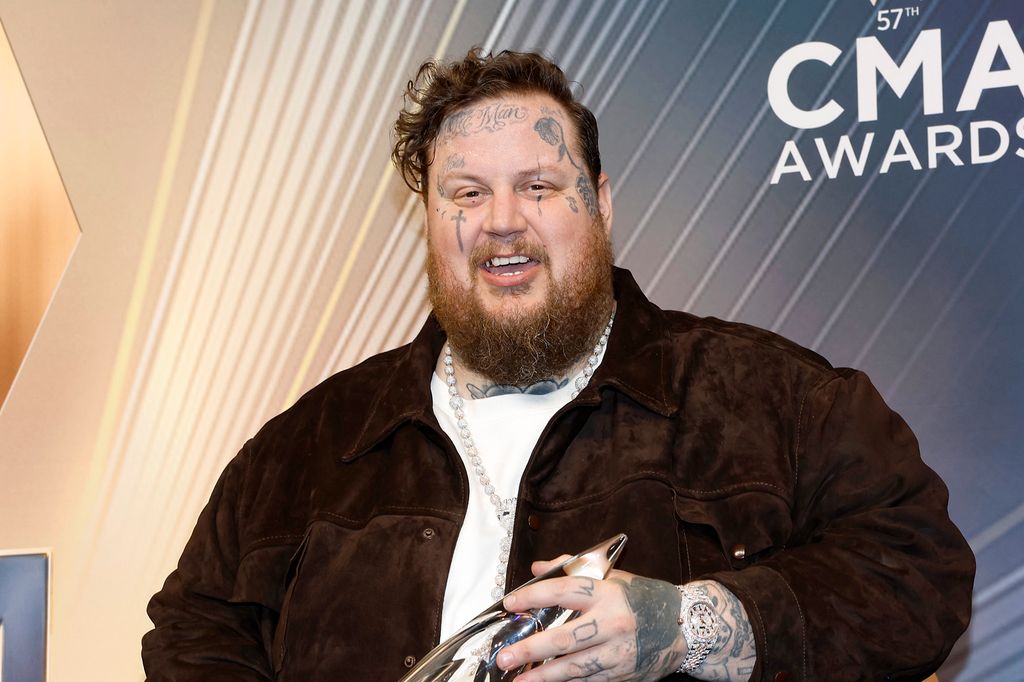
[427,217,615,386]
[424,92,616,386]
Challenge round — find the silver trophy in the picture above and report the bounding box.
[400,534,627,682]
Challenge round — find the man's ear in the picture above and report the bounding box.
[419,172,435,235]
[596,172,613,234]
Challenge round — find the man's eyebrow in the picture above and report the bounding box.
[438,169,486,183]
[513,164,565,180]
[437,164,568,182]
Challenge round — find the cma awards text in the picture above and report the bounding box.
[769,20,1024,184]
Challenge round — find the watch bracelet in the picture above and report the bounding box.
[675,584,720,675]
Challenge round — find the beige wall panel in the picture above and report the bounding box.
[0,0,247,679]
[0,24,79,406]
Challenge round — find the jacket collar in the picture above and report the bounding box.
[336,267,680,461]
[587,267,679,417]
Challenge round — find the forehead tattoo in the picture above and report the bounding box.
[539,104,565,120]
[441,153,465,175]
[440,101,529,138]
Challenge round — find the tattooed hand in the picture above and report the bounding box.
[497,566,686,681]
[497,562,757,681]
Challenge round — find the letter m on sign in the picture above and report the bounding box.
[0,553,48,682]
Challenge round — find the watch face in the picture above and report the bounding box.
[688,602,718,641]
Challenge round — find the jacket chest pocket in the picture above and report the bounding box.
[675,487,793,580]
[272,514,457,680]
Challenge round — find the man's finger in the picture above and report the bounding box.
[509,640,634,682]
[496,615,614,671]
[530,554,573,577]
[503,575,602,613]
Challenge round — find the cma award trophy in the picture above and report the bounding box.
[400,534,627,682]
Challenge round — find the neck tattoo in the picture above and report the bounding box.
[442,310,615,600]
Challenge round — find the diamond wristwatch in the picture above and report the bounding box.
[675,584,721,674]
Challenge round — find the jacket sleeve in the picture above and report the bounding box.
[142,445,275,681]
[709,369,975,682]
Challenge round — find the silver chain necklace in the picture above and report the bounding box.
[443,311,615,601]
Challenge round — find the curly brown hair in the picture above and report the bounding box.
[391,47,601,200]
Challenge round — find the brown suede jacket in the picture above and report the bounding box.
[143,268,974,682]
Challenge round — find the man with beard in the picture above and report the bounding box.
[143,50,974,681]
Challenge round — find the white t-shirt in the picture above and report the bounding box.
[430,371,578,641]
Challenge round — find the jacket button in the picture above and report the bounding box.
[527,514,541,530]
[773,672,789,682]
[404,655,417,667]
[422,527,436,539]
[731,544,746,560]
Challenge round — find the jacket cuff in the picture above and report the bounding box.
[707,566,805,682]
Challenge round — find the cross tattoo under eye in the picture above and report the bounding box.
[451,209,465,253]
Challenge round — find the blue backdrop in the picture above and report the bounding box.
[500,1,1024,678]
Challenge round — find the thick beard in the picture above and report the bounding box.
[427,221,615,387]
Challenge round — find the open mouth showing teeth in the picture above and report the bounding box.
[482,254,537,277]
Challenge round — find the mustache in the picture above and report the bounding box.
[469,238,548,268]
